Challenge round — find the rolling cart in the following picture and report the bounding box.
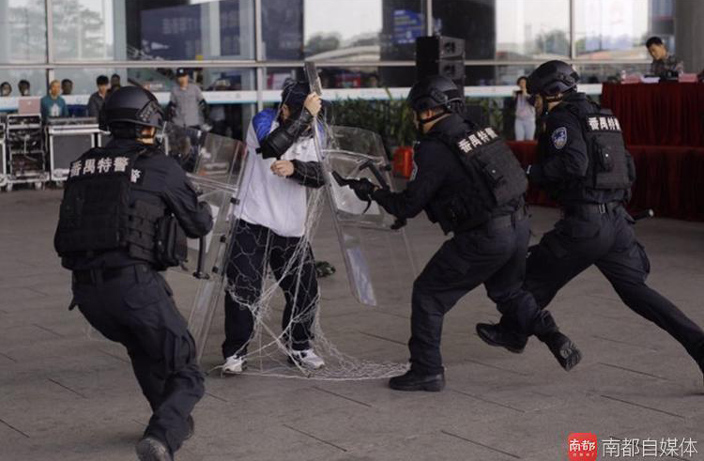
[4,114,48,191]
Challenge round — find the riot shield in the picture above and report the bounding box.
[304,62,418,307]
[320,125,418,307]
[162,123,247,361]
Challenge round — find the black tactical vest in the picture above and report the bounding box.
[54,146,164,268]
[434,124,528,229]
[581,111,633,191]
[559,102,634,193]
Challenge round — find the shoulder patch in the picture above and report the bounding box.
[551,127,568,150]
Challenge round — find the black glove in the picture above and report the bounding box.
[347,178,377,202]
[390,217,407,230]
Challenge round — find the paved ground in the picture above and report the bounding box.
[1,188,703,461]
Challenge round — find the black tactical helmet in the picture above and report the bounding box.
[407,75,463,112]
[100,86,164,131]
[527,60,579,100]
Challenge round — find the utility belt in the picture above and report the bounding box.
[457,206,528,234]
[561,201,622,218]
[73,263,152,286]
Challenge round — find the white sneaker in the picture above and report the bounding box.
[222,353,247,375]
[288,349,325,370]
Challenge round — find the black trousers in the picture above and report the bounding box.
[410,213,544,374]
[222,220,319,359]
[513,206,704,363]
[72,265,203,455]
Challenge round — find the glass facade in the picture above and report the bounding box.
[0,0,47,64]
[493,0,570,60]
[50,0,256,62]
[0,0,674,110]
[573,0,665,60]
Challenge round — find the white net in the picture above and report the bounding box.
[163,82,416,381]
[210,119,413,381]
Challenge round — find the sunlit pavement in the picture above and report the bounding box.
[1,189,703,461]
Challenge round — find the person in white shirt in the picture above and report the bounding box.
[221,81,326,374]
[513,76,536,141]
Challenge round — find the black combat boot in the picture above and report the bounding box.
[389,369,445,392]
[540,332,582,371]
[476,323,528,353]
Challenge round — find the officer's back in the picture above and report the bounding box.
[534,90,631,207]
[414,112,477,221]
[408,111,525,235]
[53,86,212,460]
[55,87,212,272]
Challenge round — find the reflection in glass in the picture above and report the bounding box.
[574,63,650,83]
[493,0,569,59]
[261,0,425,61]
[0,0,47,64]
[574,0,654,60]
[264,66,411,90]
[52,0,113,61]
[51,0,255,62]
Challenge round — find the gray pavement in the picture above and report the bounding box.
[1,189,703,461]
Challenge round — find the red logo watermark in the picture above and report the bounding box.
[568,433,598,460]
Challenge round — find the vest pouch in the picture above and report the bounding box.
[593,139,615,173]
[154,215,188,270]
[472,140,527,208]
[579,111,633,192]
[479,157,510,205]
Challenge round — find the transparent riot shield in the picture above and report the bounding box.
[162,123,247,361]
[319,125,418,307]
[304,61,417,307]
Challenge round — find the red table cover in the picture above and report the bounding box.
[600,83,704,147]
[507,141,704,222]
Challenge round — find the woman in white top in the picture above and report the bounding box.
[513,76,536,141]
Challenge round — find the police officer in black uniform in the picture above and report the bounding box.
[54,86,213,461]
[476,61,704,380]
[344,75,580,392]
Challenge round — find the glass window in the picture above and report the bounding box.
[0,0,47,64]
[477,65,538,86]
[574,62,650,83]
[317,66,405,88]
[261,0,427,61]
[494,0,570,59]
[432,0,496,60]
[264,65,414,91]
[55,68,121,97]
[0,70,46,99]
[574,0,658,60]
[432,0,570,60]
[52,0,255,62]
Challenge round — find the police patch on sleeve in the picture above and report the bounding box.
[551,127,568,150]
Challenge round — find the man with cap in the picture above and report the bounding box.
[342,75,580,392]
[54,86,213,460]
[220,80,327,375]
[476,60,704,382]
[168,68,208,130]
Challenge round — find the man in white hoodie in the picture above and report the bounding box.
[221,81,326,374]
